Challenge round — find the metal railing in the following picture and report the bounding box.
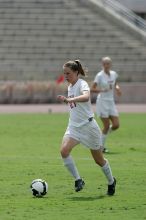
[90,0,146,32]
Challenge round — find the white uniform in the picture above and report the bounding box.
[94,70,118,118]
[64,79,102,150]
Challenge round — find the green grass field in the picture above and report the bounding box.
[0,113,146,220]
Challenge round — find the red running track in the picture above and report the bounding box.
[0,104,146,114]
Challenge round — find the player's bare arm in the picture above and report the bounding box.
[90,82,99,93]
[115,83,122,96]
[57,91,89,103]
[91,82,110,93]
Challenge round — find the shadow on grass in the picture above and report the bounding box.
[32,196,49,199]
[68,194,106,201]
[105,151,121,155]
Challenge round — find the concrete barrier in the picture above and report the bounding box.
[0,81,145,104]
[91,82,146,103]
[0,81,67,104]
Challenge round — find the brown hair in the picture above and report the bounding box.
[63,60,86,76]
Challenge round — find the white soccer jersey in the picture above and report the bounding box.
[68,79,94,127]
[94,70,118,100]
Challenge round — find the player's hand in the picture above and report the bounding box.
[115,85,122,96]
[116,88,122,96]
[66,97,74,103]
[57,95,68,103]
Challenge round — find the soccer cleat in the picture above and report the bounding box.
[75,179,85,192]
[107,177,116,196]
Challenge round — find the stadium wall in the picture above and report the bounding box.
[0,81,145,104]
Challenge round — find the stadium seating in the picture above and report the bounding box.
[0,0,145,82]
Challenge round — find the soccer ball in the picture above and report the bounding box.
[30,179,48,197]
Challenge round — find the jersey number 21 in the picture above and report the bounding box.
[69,95,76,109]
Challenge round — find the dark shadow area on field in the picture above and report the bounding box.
[68,195,106,201]
[32,196,48,199]
[129,147,137,151]
[105,151,121,155]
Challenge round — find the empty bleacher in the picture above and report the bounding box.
[0,0,145,82]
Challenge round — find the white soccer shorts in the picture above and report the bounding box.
[96,99,119,118]
[63,119,102,150]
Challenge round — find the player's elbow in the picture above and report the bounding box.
[90,88,94,93]
[84,94,90,102]
[82,91,90,102]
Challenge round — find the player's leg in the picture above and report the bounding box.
[109,115,120,131]
[108,101,119,132]
[90,149,113,183]
[61,136,80,179]
[79,120,116,195]
[100,117,110,152]
[90,149,116,195]
[96,99,110,152]
[60,136,85,192]
[101,116,119,152]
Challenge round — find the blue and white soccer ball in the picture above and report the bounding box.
[30,179,48,197]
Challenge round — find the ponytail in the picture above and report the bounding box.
[63,59,87,77]
[74,60,86,76]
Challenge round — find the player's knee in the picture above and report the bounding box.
[103,125,110,134]
[112,123,119,130]
[94,155,105,167]
[95,159,105,167]
[60,146,69,158]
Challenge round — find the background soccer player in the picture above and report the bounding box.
[57,59,116,196]
[91,57,122,152]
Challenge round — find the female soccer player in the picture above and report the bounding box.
[91,57,121,152]
[57,60,116,196]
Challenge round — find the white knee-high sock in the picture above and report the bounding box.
[102,133,107,147]
[108,124,113,134]
[101,160,114,185]
[63,155,81,180]
[102,125,113,147]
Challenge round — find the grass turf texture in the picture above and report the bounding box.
[0,113,146,220]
